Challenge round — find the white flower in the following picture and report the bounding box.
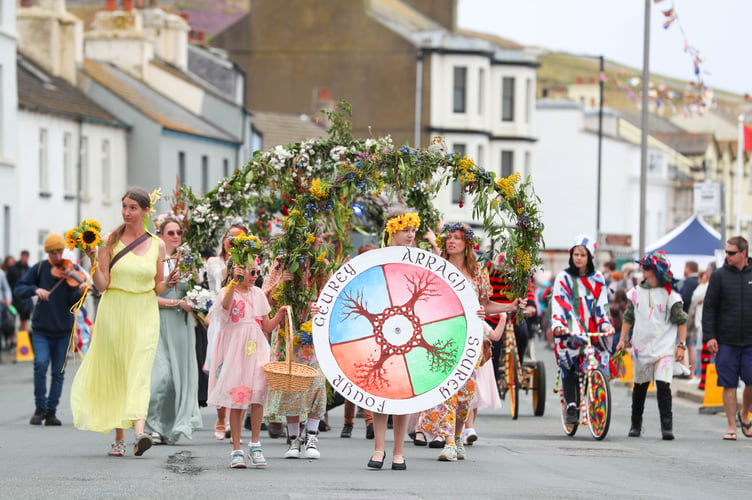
[185,286,216,310]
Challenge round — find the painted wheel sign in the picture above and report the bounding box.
[312,246,483,415]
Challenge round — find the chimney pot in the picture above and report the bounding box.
[122,0,133,11]
[21,0,33,7]
[180,12,190,23]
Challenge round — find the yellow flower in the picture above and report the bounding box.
[245,340,257,355]
[385,213,421,235]
[300,320,312,333]
[306,234,316,244]
[316,251,326,262]
[309,178,329,200]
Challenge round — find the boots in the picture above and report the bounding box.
[657,381,674,440]
[629,382,649,437]
[628,416,642,437]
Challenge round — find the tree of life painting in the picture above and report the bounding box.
[313,247,483,415]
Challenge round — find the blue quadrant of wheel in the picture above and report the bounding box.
[329,266,390,344]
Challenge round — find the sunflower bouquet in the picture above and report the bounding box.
[65,219,104,263]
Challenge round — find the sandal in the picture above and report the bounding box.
[108,440,126,456]
[723,431,737,441]
[214,422,226,440]
[413,431,427,446]
[134,432,153,456]
[737,411,752,438]
[428,438,446,449]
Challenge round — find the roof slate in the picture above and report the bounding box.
[17,53,125,127]
[250,110,327,151]
[82,59,239,144]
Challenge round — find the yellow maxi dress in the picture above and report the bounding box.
[71,236,160,433]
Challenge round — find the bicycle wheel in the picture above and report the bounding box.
[587,367,611,440]
[505,350,520,420]
[559,393,578,436]
[531,360,546,417]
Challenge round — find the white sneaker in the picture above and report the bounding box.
[456,440,466,460]
[230,450,246,469]
[303,433,321,459]
[463,428,478,445]
[438,444,457,462]
[284,435,302,459]
[150,432,163,445]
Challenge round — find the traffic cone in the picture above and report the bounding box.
[699,363,724,414]
[15,330,34,362]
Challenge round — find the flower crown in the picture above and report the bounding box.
[154,213,185,234]
[440,223,477,244]
[385,213,421,234]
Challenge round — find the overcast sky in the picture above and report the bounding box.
[457,0,750,97]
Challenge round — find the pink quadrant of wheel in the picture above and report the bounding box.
[312,246,483,415]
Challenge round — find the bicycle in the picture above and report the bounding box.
[553,330,612,440]
[497,322,546,419]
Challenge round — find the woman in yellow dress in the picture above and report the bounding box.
[71,187,179,457]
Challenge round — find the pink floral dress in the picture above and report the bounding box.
[417,264,490,440]
[206,286,271,409]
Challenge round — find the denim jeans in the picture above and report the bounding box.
[31,332,69,412]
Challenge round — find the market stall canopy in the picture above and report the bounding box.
[644,215,722,275]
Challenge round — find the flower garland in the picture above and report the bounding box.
[385,213,421,234]
[172,101,544,325]
[227,232,262,266]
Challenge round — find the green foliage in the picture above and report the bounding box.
[172,101,545,326]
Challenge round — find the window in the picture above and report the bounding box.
[3,206,9,257]
[502,77,515,122]
[477,145,484,168]
[451,143,467,204]
[501,150,514,177]
[63,132,73,197]
[102,139,111,199]
[178,151,186,183]
[39,128,49,194]
[223,158,229,178]
[524,151,531,178]
[0,65,3,156]
[201,155,209,193]
[525,78,532,124]
[80,136,89,198]
[478,68,485,115]
[648,151,662,174]
[453,67,467,113]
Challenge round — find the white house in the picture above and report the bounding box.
[0,0,18,257]
[14,0,128,258]
[16,54,128,260]
[535,99,679,267]
[426,41,538,225]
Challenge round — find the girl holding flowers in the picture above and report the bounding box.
[262,244,328,461]
[206,234,289,469]
[71,187,180,458]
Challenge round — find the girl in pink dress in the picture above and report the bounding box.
[207,260,288,469]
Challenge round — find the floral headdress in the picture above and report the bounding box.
[385,212,420,234]
[154,213,185,234]
[439,222,478,248]
[227,231,262,266]
[383,212,420,247]
[636,251,678,292]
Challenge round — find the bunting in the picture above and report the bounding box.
[659,1,713,115]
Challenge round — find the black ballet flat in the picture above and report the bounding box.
[368,451,385,469]
[391,455,407,471]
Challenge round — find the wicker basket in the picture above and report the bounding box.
[263,308,318,393]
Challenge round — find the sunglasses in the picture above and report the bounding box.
[247,270,259,277]
[166,230,184,236]
[726,250,739,256]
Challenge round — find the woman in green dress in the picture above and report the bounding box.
[145,216,202,444]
